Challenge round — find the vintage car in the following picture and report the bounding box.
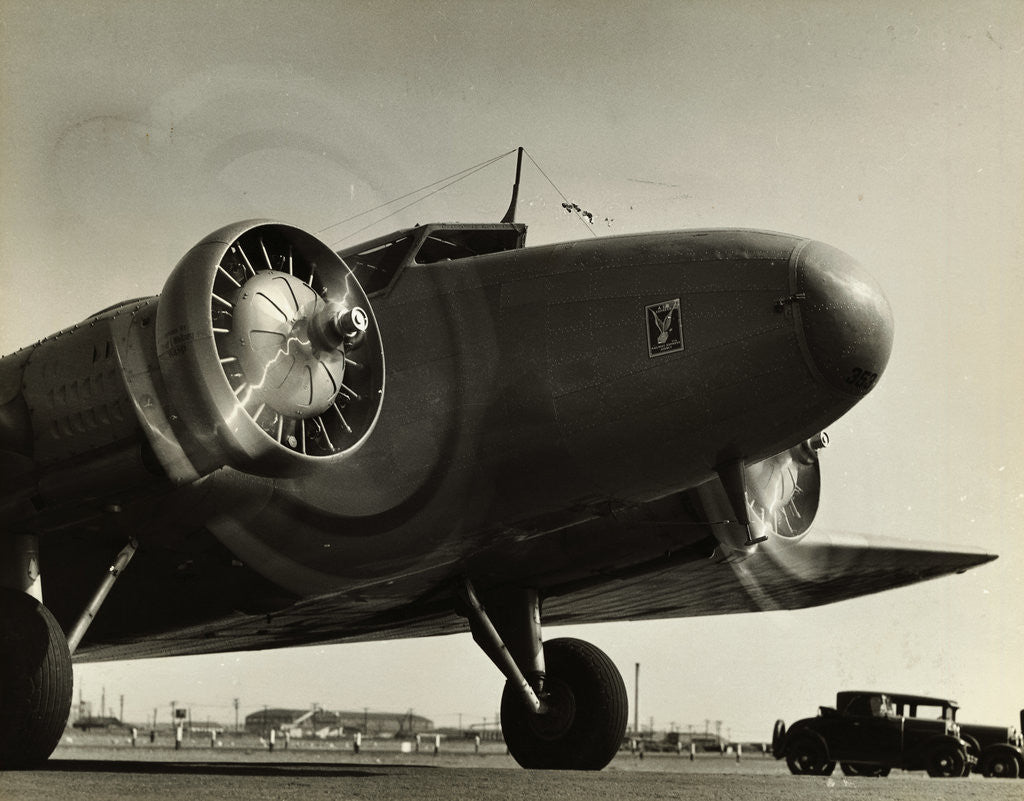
[773,691,974,777]
[885,693,1023,779]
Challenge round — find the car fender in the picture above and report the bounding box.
[960,733,981,756]
[772,719,787,759]
[912,734,970,762]
[776,718,814,755]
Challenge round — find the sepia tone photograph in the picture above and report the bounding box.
[1,1,1021,798]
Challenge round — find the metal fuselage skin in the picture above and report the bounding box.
[222,229,890,587]
[0,226,894,655]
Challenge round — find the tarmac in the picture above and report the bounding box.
[1,736,1020,801]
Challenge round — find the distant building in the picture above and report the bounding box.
[245,708,433,738]
[664,731,726,751]
[72,716,122,731]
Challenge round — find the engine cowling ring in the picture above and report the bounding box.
[156,220,384,476]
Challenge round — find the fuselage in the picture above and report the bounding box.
[0,223,894,656]
[213,228,892,588]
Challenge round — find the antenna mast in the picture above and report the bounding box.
[501,147,524,223]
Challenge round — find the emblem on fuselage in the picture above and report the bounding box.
[645,298,683,357]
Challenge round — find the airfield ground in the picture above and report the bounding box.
[0,733,1019,801]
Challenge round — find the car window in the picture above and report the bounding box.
[868,695,890,717]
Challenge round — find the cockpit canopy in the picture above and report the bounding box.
[337,222,527,295]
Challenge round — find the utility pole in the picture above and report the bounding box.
[234,698,239,732]
[633,663,639,736]
[119,695,124,724]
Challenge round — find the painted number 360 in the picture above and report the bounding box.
[846,367,878,391]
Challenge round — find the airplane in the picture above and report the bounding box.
[0,155,997,770]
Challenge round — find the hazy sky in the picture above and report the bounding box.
[2,1,1022,740]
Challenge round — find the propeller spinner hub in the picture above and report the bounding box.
[228,271,350,419]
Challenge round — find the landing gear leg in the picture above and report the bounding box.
[460,581,628,770]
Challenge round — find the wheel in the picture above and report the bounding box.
[500,637,627,770]
[0,589,73,768]
[840,762,890,777]
[785,734,834,775]
[771,719,786,756]
[926,743,967,778]
[981,751,1021,779]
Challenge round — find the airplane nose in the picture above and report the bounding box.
[793,240,894,396]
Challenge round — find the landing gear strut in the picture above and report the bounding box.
[460,580,628,770]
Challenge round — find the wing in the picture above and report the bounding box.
[66,520,995,663]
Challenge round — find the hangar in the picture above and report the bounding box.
[245,708,433,738]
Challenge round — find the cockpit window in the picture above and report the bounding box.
[338,223,526,295]
[340,236,414,294]
[414,228,525,264]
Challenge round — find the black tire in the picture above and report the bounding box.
[771,719,786,756]
[500,637,627,770]
[840,762,890,777]
[785,734,834,776]
[0,589,73,769]
[981,751,1022,779]
[925,743,967,778]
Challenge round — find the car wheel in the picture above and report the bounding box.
[926,743,967,778]
[785,735,831,776]
[981,752,1021,779]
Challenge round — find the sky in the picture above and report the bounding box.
[1,1,1022,741]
